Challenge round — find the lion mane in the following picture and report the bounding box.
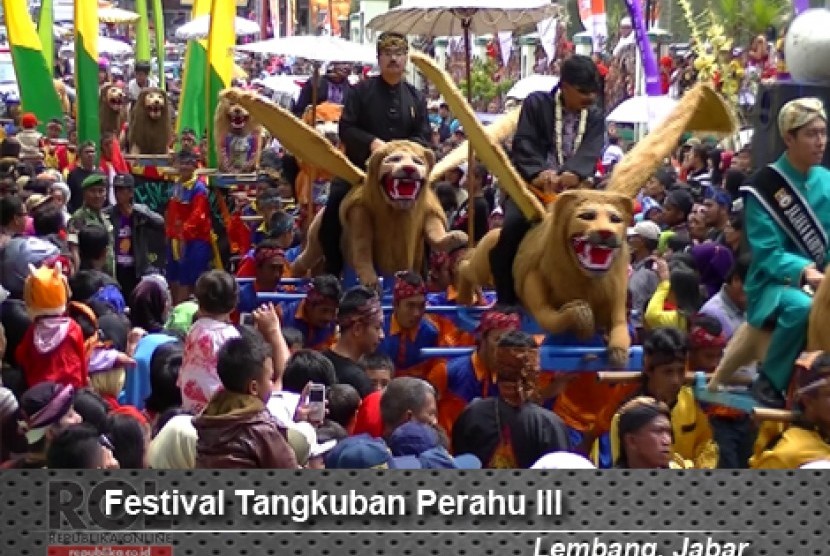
[339,140,446,275]
[98,84,127,137]
[128,87,172,155]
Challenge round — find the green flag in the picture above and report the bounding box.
[176,0,210,140]
[152,0,165,90]
[74,0,100,148]
[37,0,54,74]
[135,0,151,61]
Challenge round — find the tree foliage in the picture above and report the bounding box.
[459,57,516,108]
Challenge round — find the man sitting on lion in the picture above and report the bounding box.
[739,98,830,408]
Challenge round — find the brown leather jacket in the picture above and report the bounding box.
[193,391,298,469]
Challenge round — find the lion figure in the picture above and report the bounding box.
[457,190,633,364]
[99,83,128,138]
[339,141,467,287]
[215,95,263,173]
[128,87,172,155]
[53,79,71,116]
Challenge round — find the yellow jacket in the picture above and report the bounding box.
[610,386,718,468]
[645,280,688,331]
[750,426,830,469]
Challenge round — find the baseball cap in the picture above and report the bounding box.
[627,221,661,241]
[112,173,135,189]
[388,421,441,456]
[392,447,483,469]
[324,434,395,469]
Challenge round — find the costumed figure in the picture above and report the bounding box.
[165,150,214,304]
[127,87,173,155]
[214,95,263,173]
[295,101,343,209]
[17,113,44,163]
[54,79,71,116]
[220,89,468,289]
[99,83,129,139]
[708,98,830,409]
[15,263,88,390]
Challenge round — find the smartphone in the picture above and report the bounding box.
[308,384,326,422]
[240,313,254,326]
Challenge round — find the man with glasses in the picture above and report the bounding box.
[318,31,431,276]
[739,97,830,408]
[489,54,605,305]
[293,61,354,117]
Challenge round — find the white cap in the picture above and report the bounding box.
[627,220,661,241]
[531,452,597,470]
[290,421,337,459]
[620,17,632,27]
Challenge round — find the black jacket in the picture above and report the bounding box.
[293,75,353,118]
[339,76,431,170]
[104,203,166,278]
[511,88,605,182]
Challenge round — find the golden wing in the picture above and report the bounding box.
[409,52,545,222]
[219,88,364,186]
[606,84,738,198]
[429,108,521,185]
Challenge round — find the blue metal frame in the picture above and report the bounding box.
[419,345,644,373]
[691,372,758,413]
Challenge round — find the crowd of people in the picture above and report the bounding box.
[0,18,829,474]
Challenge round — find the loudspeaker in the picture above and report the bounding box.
[751,82,830,168]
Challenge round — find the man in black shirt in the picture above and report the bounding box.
[322,286,384,398]
[320,32,432,276]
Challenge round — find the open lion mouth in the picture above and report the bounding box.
[231,115,248,128]
[571,233,620,272]
[147,104,163,118]
[108,97,123,108]
[382,172,424,202]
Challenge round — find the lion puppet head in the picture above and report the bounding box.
[365,140,435,211]
[99,83,127,135]
[128,87,172,155]
[548,190,633,278]
[213,94,262,152]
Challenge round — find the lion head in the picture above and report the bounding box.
[128,87,172,155]
[101,84,126,112]
[142,89,167,120]
[549,190,633,278]
[366,141,435,211]
[228,103,250,130]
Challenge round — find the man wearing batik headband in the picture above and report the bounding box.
[1,382,82,469]
[237,240,287,315]
[740,97,830,408]
[432,307,522,434]
[322,286,384,398]
[490,55,605,305]
[318,31,431,276]
[378,271,454,379]
[452,330,570,469]
[752,351,830,468]
[280,274,341,351]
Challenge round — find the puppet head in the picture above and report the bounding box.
[228,103,251,131]
[128,87,172,155]
[142,88,167,120]
[213,92,263,155]
[550,190,632,277]
[366,141,435,211]
[100,84,126,112]
[24,263,69,318]
[302,102,343,147]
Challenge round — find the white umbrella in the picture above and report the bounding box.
[254,74,305,99]
[607,95,678,129]
[367,0,559,36]
[237,36,377,65]
[60,37,133,56]
[175,15,260,40]
[506,74,558,100]
[367,0,559,248]
[98,6,141,24]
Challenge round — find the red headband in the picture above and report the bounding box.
[338,297,383,329]
[689,326,727,349]
[477,311,521,335]
[393,272,426,302]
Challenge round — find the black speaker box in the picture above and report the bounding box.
[751,81,830,168]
